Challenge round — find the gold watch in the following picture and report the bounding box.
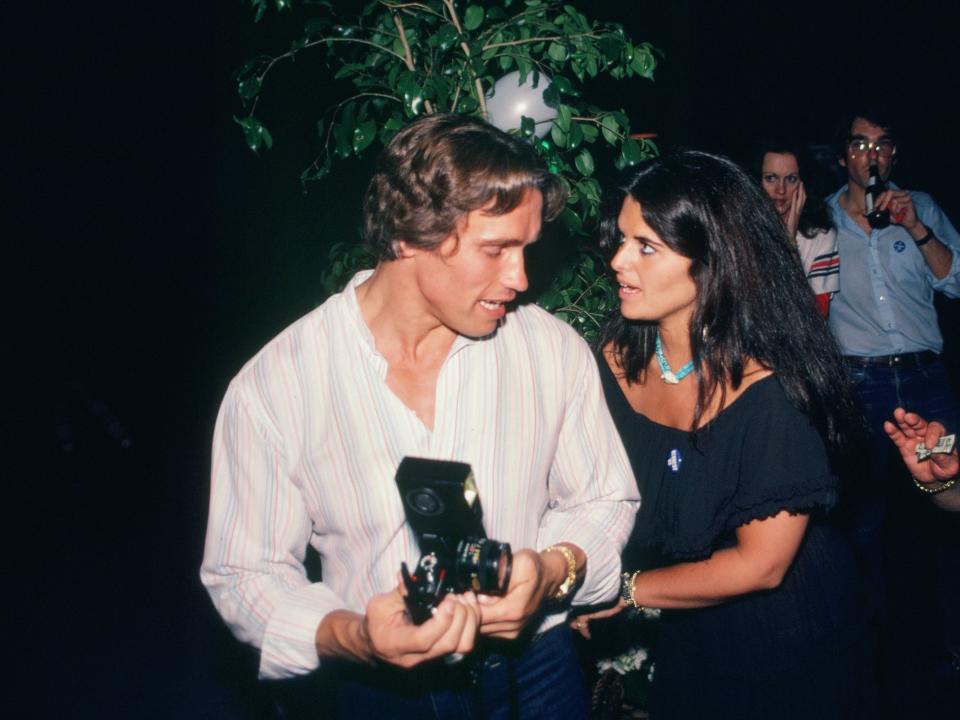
[543,544,578,602]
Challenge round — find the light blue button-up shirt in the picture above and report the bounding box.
[826,183,960,356]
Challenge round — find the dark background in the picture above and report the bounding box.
[11,1,959,717]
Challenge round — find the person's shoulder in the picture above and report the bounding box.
[499,304,595,373]
[505,302,587,345]
[825,186,845,208]
[230,290,346,389]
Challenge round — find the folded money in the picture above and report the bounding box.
[916,433,956,462]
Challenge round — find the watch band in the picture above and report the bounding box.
[543,544,578,602]
[914,228,935,247]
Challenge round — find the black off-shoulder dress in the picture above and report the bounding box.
[599,359,877,719]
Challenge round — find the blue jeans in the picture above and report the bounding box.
[844,359,960,716]
[331,625,588,720]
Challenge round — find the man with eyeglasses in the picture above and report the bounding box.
[827,108,960,716]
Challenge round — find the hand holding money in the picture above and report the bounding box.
[883,408,959,488]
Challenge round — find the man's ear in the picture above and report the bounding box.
[838,156,847,170]
[394,240,415,258]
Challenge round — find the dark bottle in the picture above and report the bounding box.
[865,163,890,229]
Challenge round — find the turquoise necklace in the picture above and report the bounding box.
[655,331,696,384]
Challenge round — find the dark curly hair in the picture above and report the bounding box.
[362,113,567,260]
[599,151,857,448]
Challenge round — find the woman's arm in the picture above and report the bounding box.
[629,510,809,609]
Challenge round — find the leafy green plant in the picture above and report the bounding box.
[237,0,660,342]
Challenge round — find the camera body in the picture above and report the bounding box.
[396,457,513,624]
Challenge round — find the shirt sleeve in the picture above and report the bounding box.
[200,383,345,679]
[918,193,960,297]
[537,330,641,606]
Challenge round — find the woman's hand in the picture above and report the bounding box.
[785,181,806,239]
[569,598,628,640]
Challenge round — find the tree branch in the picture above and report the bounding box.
[257,36,407,87]
[380,1,446,21]
[442,0,487,117]
[483,32,600,51]
[392,12,435,113]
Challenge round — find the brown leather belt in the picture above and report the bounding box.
[843,351,938,369]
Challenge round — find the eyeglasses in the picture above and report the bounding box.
[847,138,896,157]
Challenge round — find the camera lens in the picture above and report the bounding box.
[456,539,512,593]
[406,488,444,516]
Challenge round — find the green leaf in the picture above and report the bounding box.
[499,54,514,72]
[520,115,536,138]
[599,35,622,63]
[601,114,619,144]
[538,289,564,311]
[631,47,656,79]
[550,121,567,148]
[579,178,601,205]
[259,124,273,150]
[547,42,568,62]
[552,75,577,96]
[234,115,271,153]
[332,121,353,158]
[463,5,485,31]
[353,120,376,153]
[397,72,425,115]
[580,123,599,142]
[300,155,331,185]
[568,121,583,150]
[541,82,560,108]
[620,138,643,166]
[556,103,574,131]
[434,24,459,51]
[585,51,598,77]
[238,76,261,100]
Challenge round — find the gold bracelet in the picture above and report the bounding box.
[620,570,661,619]
[912,475,958,495]
[543,544,578,602]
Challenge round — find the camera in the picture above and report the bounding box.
[396,457,513,624]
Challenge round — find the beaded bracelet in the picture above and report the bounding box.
[620,570,661,619]
[912,475,958,495]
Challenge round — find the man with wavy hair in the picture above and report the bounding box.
[201,113,638,718]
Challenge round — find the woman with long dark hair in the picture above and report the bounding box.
[755,138,839,317]
[577,152,875,718]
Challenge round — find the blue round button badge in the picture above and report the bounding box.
[893,239,906,253]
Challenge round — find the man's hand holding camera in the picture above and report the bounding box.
[477,544,585,640]
[314,587,480,669]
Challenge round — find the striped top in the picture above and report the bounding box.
[201,271,639,679]
[797,228,840,297]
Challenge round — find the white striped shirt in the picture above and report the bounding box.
[201,271,639,679]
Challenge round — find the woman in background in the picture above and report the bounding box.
[578,152,875,718]
[757,139,839,317]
